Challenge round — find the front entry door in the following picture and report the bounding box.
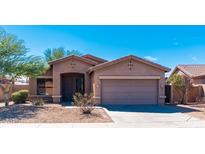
[61,73,84,102]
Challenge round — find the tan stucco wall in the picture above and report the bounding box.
[52,58,93,102]
[193,78,205,84]
[29,78,37,95]
[188,86,200,102]
[91,59,166,104]
[44,67,53,76]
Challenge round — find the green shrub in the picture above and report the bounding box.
[32,98,45,106]
[72,93,96,114]
[11,90,29,104]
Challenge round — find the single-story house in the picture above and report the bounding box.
[169,64,205,103]
[29,54,170,105]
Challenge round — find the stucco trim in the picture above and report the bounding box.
[36,76,53,79]
[93,97,101,99]
[52,95,62,98]
[29,95,52,97]
[99,76,161,80]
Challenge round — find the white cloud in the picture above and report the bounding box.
[144,56,158,62]
[191,56,200,63]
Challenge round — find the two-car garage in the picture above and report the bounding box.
[101,79,158,105]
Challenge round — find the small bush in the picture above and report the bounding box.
[72,93,96,114]
[11,90,28,104]
[32,98,45,106]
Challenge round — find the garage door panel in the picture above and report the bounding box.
[102,91,156,97]
[102,88,156,93]
[103,80,156,86]
[102,79,158,105]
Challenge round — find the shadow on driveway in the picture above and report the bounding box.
[103,105,198,113]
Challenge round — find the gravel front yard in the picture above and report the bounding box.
[0,104,113,123]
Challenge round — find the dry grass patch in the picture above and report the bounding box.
[0,104,113,123]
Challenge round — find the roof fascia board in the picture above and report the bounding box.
[48,55,97,65]
[88,55,170,73]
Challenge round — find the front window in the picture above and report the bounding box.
[75,77,84,93]
[37,78,53,95]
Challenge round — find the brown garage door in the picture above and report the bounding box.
[101,79,158,105]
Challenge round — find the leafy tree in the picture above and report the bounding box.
[168,74,192,104]
[44,48,82,62]
[0,29,48,106]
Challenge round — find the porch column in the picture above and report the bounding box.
[52,73,61,103]
[84,73,90,94]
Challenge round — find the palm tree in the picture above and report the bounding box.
[44,47,65,62]
[67,50,82,56]
[44,48,82,62]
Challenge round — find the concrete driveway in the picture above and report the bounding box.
[103,105,205,128]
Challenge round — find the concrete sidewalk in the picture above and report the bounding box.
[1,116,205,128]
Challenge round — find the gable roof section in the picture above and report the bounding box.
[170,64,205,78]
[82,54,108,64]
[88,55,171,73]
[48,55,98,66]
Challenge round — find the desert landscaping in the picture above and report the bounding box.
[0,102,113,123]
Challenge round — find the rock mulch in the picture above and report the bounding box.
[0,103,113,123]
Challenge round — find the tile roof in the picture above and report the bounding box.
[48,55,98,66]
[88,55,171,73]
[177,64,205,77]
[82,54,107,63]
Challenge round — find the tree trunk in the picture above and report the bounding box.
[4,92,9,106]
[181,92,186,104]
[181,89,188,104]
[0,83,13,107]
[184,89,188,104]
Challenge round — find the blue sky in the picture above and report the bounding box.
[1,25,205,74]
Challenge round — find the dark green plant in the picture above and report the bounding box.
[11,90,29,104]
[32,98,45,106]
[72,93,96,114]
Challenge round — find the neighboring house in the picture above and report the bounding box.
[169,65,205,103]
[29,54,170,105]
[0,78,29,102]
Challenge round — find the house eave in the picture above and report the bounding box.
[48,55,98,66]
[88,55,171,73]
